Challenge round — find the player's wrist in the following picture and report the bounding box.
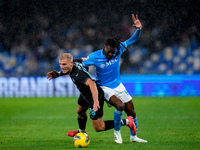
[94,99,99,103]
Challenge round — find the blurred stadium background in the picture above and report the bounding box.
[0,0,199,97]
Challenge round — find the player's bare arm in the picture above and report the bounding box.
[47,70,59,80]
[85,78,100,112]
[132,14,142,29]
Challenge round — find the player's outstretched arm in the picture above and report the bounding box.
[47,70,59,80]
[122,14,142,47]
[132,14,142,29]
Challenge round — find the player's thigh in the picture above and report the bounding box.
[101,85,125,111]
[109,95,125,111]
[101,84,132,103]
[100,86,115,101]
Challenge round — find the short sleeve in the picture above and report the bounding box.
[82,53,96,67]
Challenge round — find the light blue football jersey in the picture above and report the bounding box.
[83,28,142,89]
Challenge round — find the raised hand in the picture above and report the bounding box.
[132,14,142,29]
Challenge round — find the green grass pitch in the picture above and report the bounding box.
[0,97,200,150]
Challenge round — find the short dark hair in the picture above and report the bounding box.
[105,37,129,58]
[105,38,119,48]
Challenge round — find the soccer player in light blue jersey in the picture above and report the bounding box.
[82,14,147,143]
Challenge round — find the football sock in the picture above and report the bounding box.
[78,117,87,131]
[104,120,114,130]
[114,109,123,131]
[79,129,86,132]
[130,116,138,136]
[104,118,132,131]
[133,116,138,129]
[121,119,127,126]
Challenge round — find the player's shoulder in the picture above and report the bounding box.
[92,49,103,55]
[74,58,83,63]
[87,49,103,59]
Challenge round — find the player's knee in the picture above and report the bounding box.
[109,96,125,111]
[116,103,125,111]
[76,109,80,114]
[93,126,102,132]
[77,109,81,116]
[132,111,136,118]
[77,110,87,119]
[79,113,87,119]
[92,120,104,132]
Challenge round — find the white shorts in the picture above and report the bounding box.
[100,83,132,103]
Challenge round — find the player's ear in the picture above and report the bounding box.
[70,61,73,67]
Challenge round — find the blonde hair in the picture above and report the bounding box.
[59,53,73,62]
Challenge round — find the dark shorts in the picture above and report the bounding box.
[78,92,104,120]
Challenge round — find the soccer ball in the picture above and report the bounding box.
[73,132,90,148]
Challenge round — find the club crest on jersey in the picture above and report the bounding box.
[100,64,105,68]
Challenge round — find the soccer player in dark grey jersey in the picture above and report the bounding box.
[47,53,136,139]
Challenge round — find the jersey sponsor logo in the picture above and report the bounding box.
[100,57,118,68]
[106,57,118,66]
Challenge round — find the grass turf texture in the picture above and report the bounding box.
[0,97,200,150]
